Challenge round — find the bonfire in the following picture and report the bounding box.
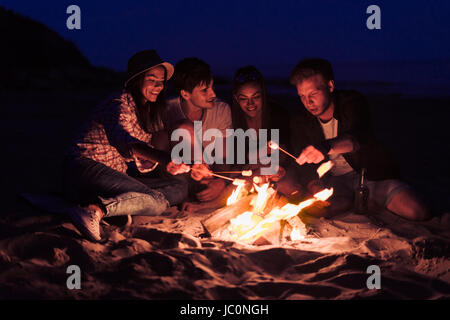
[202,176,333,245]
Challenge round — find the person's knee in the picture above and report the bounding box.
[167,177,189,205]
[406,204,430,221]
[387,190,431,221]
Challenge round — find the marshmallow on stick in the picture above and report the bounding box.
[212,170,253,176]
[233,178,247,185]
[268,141,297,160]
[242,170,252,176]
[168,162,191,175]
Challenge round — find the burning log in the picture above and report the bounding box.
[287,216,307,241]
[253,221,283,246]
[202,195,256,236]
[203,174,334,245]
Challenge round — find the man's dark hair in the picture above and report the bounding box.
[289,58,334,85]
[172,57,212,93]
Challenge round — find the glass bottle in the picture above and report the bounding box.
[354,168,369,214]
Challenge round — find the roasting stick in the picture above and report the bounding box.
[268,141,297,160]
[190,166,235,181]
[210,173,234,181]
[214,170,253,176]
[268,140,334,178]
[214,171,242,174]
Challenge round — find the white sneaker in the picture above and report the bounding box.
[68,205,103,241]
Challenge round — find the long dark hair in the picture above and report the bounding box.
[231,66,270,131]
[125,68,168,133]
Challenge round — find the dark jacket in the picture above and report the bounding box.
[288,90,399,186]
[267,99,291,152]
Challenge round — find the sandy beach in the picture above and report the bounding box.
[0,88,449,300]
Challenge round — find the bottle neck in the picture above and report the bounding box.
[360,168,366,185]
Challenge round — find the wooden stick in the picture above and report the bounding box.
[215,171,243,174]
[278,146,297,160]
[190,166,235,181]
[210,173,235,181]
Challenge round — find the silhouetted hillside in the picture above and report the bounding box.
[0,6,124,90]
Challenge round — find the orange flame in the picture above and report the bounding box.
[222,173,334,244]
[252,183,275,213]
[226,180,246,206]
[290,228,303,241]
[313,188,333,201]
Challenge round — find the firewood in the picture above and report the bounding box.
[201,195,256,235]
[252,221,283,245]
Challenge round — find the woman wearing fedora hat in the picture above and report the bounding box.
[64,50,188,242]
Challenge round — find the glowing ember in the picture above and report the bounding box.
[317,161,334,178]
[290,228,303,241]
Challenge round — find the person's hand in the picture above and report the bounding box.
[134,155,159,173]
[196,178,226,202]
[181,201,205,212]
[191,163,213,181]
[296,145,325,165]
[166,161,191,175]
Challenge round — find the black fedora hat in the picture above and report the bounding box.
[125,50,174,87]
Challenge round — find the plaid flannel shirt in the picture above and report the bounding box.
[68,90,154,173]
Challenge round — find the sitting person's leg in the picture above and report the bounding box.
[369,179,430,221]
[64,156,188,241]
[134,174,188,207]
[68,158,169,217]
[65,157,175,218]
[315,172,355,217]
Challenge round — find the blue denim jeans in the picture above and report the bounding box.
[63,157,188,217]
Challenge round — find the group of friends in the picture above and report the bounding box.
[63,49,430,242]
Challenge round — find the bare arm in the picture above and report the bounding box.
[328,134,357,155]
[130,143,171,164]
[297,134,357,165]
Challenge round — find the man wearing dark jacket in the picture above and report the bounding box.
[288,58,429,221]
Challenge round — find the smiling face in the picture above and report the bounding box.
[235,82,263,119]
[182,78,216,109]
[140,66,166,102]
[296,74,334,119]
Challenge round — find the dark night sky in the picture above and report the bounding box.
[3,0,450,84]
